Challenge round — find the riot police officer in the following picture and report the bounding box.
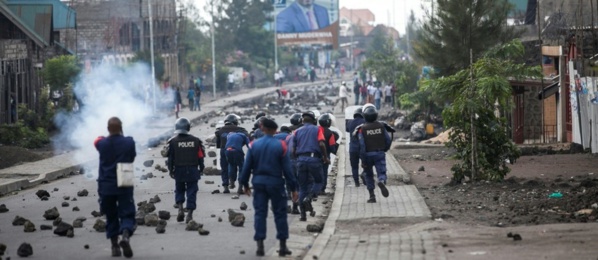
[250,112,267,140]
[292,111,329,221]
[224,131,250,194]
[317,113,338,194]
[347,107,366,186]
[215,114,249,193]
[239,118,298,257]
[288,113,303,131]
[286,113,303,214]
[166,117,205,222]
[355,105,391,203]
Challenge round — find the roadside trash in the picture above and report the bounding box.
[548,192,563,198]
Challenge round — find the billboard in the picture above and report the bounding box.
[273,0,339,48]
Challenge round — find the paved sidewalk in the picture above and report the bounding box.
[304,117,445,260]
[0,79,332,196]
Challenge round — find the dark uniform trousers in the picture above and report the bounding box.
[359,122,389,190]
[220,148,229,186]
[225,149,244,184]
[99,188,136,239]
[174,166,200,210]
[253,183,289,241]
[296,157,323,202]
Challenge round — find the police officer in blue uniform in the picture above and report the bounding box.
[355,105,391,202]
[94,117,136,258]
[286,113,303,214]
[215,114,249,193]
[292,111,329,221]
[225,131,250,194]
[318,113,338,194]
[239,118,298,257]
[288,113,303,131]
[347,107,366,186]
[167,117,205,223]
[250,112,267,140]
[274,125,292,140]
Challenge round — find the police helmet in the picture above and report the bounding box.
[318,113,332,128]
[224,114,239,126]
[363,106,378,123]
[254,116,265,130]
[362,103,375,111]
[255,112,266,120]
[302,111,316,121]
[353,107,363,119]
[174,117,191,134]
[290,113,303,126]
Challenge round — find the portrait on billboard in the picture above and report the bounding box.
[276,0,330,33]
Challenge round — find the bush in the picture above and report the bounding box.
[0,123,50,149]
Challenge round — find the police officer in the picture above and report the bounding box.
[318,113,338,194]
[286,113,303,214]
[215,114,249,193]
[94,117,136,258]
[355,105,391,202]
[167,117,205,222]
[225,131,250,194]
[250,112,267,140]
[347,107,366,186]
[288,113,303,131]
[239,118,298,257]
[292,111,329,221]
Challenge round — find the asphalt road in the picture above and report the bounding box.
[0,94,344,259]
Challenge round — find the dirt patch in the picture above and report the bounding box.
[0,145,54,170]
[392,145,598,227]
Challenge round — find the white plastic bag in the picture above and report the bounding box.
[117,163,135,187]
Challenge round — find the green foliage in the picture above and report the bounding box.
[132,51,165,80]
[431,40,540,181]
[0,122,50,149]
[414,0,522,76]
[42,55,81,91]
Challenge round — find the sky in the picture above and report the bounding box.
[189,0,428,35]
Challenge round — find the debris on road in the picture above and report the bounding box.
[186,220,202,231]
[23,220,36,232]
[156,220,167,234]
[93,219,106,232]
[0,204,9,213]
[17,242,33,257]
[135,211,146,225]
[72,206,80,211]
[73,219,83,228]
[91,210,102,217]
[203,167,220,176]
[205,180,215,184]
[218,217,222,222]
[62,202,70,207]
[198,228,210,236]
[306,223,324,233]
[144,213,159,226]
[63,196,70,200]
[36,190,50,199]
[77,189,89,197]
[228,209,245,227]
[240,202,247,211]
[52,217,62,226]
[0,243,6,255]
[143,160,154,167]
[149,195,161,204]
[54,222,74,237]
[13,216,29,226]
[43,207,60,220]
[138,201,156,213]
[84,244,90,249]
[211,190,220,194]
[158,210,170,220]
[40,224,52,230]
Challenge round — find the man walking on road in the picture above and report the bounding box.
[239,118,298,257]
[166,118,205,223]
[355,105,391,203]
[225,132,250,194]
[215,114,249,193]
[94,117,136,258]
[292,111,329,221]
[334,82,350,113]
[347,107,365,187]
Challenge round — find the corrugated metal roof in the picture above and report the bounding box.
[0,2,47,47]
[7,0,76,29]
[7,4,52,44]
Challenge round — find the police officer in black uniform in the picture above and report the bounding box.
[355,105,391,203]
[215,114,249,193]
[287,112,303,214]
[318,113,339,194]
[166,118,205,222]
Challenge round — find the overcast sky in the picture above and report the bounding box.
[188,0,428,34]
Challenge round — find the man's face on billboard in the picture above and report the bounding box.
[297,0,313,8]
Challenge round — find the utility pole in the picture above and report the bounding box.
[211,0,216,98]
[350,9,353,70]
[148,0,156,113]
[274,8,278,70]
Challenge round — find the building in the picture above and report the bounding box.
[0,0,75,125]
[70,0,179,84]
[339,7,375,37]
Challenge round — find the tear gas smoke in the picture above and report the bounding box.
[53,63,163,179]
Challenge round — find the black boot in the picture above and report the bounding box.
[377,181,389,198]
[291,202,300,215]
[299,205,307,221]
[354,178,361,187]
[278,239,292,256]
[176,203,185,222]
[111,236,121,257]
[256,240,265,256]
[185,210,194,223]
[302,195,315,217]
[367,189,376,203]
[223,187,230,194]
[119,229,133,258]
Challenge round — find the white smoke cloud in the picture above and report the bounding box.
[53,62,164,178]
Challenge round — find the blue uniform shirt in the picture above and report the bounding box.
[95,135,136,195]
[348,117,365,152]
[273,132,290,141]
[225,132,250,152]
[292,123,325,156]
[239,135,297,191]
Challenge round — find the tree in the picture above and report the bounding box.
[414,0,521,76]
[42,55,81,91]
[427,40,540,181]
